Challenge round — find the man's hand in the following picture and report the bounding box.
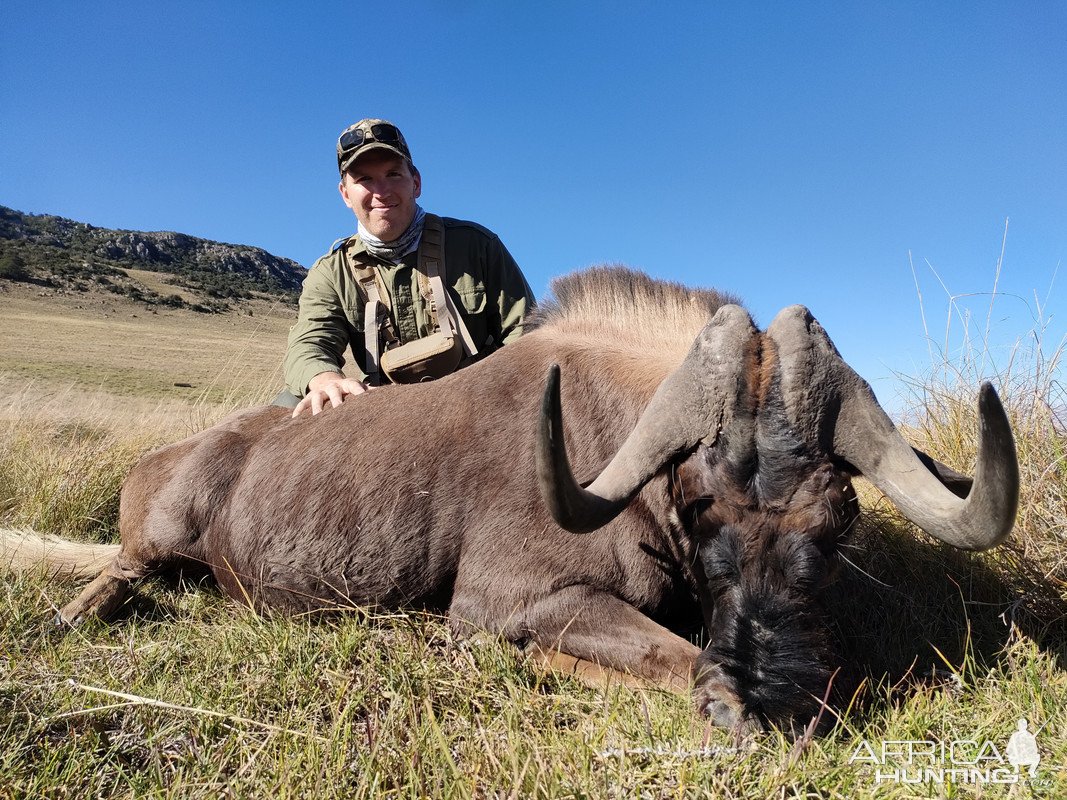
[292,371,372,417]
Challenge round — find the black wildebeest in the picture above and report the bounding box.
[2,267,1018,732]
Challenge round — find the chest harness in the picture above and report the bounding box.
[346,213,479,385]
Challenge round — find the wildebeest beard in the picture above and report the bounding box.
[695,525,836,733]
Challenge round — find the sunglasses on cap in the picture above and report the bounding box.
[338,123,405,153]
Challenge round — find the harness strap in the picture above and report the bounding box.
[359,278,383,387]
[346,214,480,383]
[419,215,478,357]
[351,262,399,387]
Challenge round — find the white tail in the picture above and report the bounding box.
[0,528,119,578]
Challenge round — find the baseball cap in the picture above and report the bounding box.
[336,119,413,174]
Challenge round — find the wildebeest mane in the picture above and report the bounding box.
[527,266,741,363]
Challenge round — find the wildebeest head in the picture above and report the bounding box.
[537,303,1018,733]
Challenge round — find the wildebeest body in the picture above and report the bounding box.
[123,321,702,628]
[5,266,1018,733]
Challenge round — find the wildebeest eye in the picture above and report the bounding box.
[687,496,714,526]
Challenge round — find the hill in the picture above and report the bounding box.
[0,205,306,312]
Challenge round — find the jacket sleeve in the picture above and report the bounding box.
[283,258,367,396]
[486,235,536,347]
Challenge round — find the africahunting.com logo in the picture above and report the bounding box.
[849,718,1047,787]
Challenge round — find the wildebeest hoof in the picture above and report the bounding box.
[53,610,82,628]
[54,572,132,628]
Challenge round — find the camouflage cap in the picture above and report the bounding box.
[336,118,413,175]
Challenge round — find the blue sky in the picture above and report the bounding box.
[3,2,1064,408]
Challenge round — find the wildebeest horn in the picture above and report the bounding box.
[767,305,1018,551]
[537,304,756,533]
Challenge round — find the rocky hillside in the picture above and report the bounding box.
[0,205,306,312]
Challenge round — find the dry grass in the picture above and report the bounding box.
[0,282,290,403]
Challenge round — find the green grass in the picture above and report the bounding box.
[1,573,1062,798]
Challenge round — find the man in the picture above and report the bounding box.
[281,118,535,417]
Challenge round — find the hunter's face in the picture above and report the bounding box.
[340,151,422,242]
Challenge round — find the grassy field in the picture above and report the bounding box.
[0,280,291,405]
[1,284,1065,798]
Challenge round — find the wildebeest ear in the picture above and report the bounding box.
[767,305,1018,552]
[911,447,973,499]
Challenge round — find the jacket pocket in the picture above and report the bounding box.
[456,284,486,315]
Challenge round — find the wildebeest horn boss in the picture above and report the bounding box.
[2,266,1019,733]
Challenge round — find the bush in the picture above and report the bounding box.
[161,294,187,308]
[0,250,30,281]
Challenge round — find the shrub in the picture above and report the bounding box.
[0,250,30,281]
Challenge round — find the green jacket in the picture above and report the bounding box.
[284,217,535,396]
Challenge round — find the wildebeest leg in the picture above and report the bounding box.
[54,423,235,627]
[525,645,676,691]
[512,586,701,692]
[57,555,149,626]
